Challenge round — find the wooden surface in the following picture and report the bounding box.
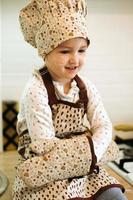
[0,151,133,200]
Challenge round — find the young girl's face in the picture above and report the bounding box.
[45,37,88,84]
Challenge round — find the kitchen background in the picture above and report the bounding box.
[1,0,133,152]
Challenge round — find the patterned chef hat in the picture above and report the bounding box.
[19,0,89,58]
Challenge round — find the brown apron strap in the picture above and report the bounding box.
[39,67,88,112]
[39,67,58,106]
[74,75,89,113]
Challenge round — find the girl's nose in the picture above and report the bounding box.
[69,54,79,65]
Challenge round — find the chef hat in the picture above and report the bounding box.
[19,0,89,58]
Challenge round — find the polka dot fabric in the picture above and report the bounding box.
[19,0,89,58]
[13,168,123,200]
[52,104,87,137]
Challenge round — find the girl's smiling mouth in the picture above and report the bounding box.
[65,66,77,70]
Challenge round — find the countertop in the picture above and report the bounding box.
[0,151,133,200]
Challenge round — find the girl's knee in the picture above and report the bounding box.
[95,187,128,200]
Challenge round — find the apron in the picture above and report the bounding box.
[12,67,124,200]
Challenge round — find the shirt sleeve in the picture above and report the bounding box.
[85,80,112,162]
[22,73,55,141]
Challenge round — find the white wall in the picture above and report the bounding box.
[1,0,133,125]
[83,0,133,124]
[0,0,3,151]
[1,0,43,100]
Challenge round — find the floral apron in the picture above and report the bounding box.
[12,67,124,200]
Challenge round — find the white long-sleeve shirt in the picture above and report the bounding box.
[17,68,112,162]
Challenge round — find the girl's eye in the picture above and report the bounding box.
[78,49,86,53]
[59,49,87,54]
[60,50,70,54]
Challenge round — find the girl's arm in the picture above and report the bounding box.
[86,80,112,162]
[18,71,56,142]
[17,71,60,156]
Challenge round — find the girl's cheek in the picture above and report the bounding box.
[59,57,68,65]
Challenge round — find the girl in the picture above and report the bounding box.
[13,0,127,199]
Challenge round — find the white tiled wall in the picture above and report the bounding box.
[1,0,133,150]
